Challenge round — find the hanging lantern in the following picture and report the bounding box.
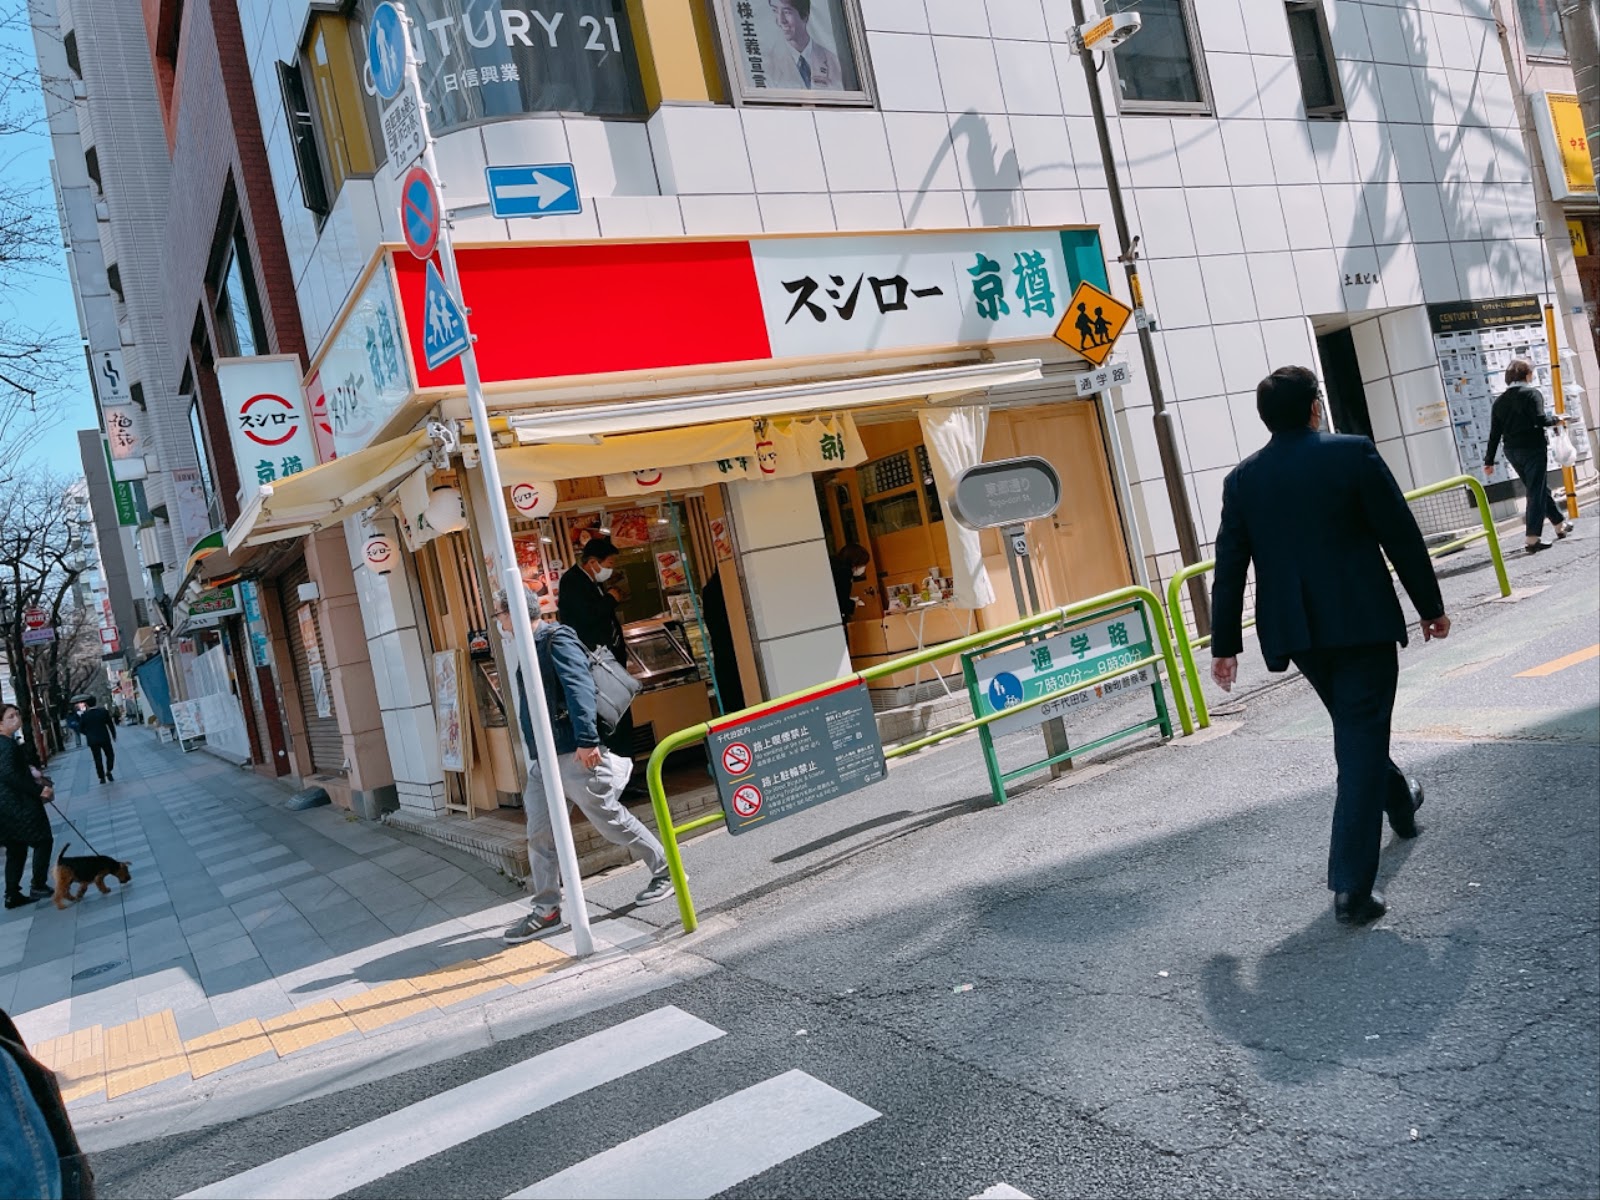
[508,479,556,519]
[363,530,398,575]
[424,485,468,534]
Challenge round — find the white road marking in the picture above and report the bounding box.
[971,1185,1035,1199]
[181,1006,723,1200]
[508,1069,881,1200]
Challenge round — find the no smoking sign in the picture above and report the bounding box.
[731,784,763,819]
[721,742,752,777]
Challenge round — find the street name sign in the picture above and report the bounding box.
[948,457,1062,531]
[1054,280,1132,367]
[708,679,886,835]
[400,166,441,260]
[422,260,471,371]
[382,90,426,178]
[1073,359,1135,397]
[485,164,582,219]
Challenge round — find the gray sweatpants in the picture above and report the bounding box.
[523,748,667,917]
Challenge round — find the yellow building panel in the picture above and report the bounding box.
[261,1000,359,1056]
[336,978,441,1033]
[184,1019,276,1078]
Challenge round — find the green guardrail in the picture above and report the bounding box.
[647,584,1192,934]
[1167,473,1512,730]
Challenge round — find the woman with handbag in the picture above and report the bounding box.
[0,705,54,910]
[1484,359,1576,553]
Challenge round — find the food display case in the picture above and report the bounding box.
[623,618,714,752]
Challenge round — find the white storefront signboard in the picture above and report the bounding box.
[320,268,412,458]
[217,355,319,506]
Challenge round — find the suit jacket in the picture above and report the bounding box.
[763,37,846,90]
[1211,429,1443,672]
[76,707,115,746]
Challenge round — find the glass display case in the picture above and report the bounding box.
[623,619,701,691]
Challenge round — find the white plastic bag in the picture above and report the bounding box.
[1552,424,1579,468]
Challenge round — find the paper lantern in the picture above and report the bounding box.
[425,485,468,534]
[509,479,556,518]
[363,531,398,575]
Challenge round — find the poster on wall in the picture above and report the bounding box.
[712,0,872,104]
[514,535,561,614]
[654,550,687,591]
[710,517,734,561]
[433,649,469,773]
[297,605,333,719]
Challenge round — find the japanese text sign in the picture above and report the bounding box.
[319,268,412,457]
[709,679,886,835]
[949,457,1062,531]
[1533,92,1597,201]
[217,355,318,507]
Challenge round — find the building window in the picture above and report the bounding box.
[278,60,331,217]
[214,229,267,359]
[304,13,377,195]
[187,394,215,504]
[1518,0,1566,58]
[1285,2,1344,118]
[106,263,124,304]
[710,0,875,107]
[84,146,101,192]
[1104,0,1211,114]
[63,29,81,77]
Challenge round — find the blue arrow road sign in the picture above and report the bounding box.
[422,260,470,372]
[368,2,407,101]
[485,164,582,219]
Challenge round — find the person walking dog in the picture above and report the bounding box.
[75,698,115,784]
[1211,366,1448,927]
[1484,358,1575,554]
[1,705,54,910]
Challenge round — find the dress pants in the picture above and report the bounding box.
[1509,447,1566,540]
[1290,644,1415,896]
[88,741,115,780]
[4,835,52,898]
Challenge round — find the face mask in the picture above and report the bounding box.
[852,567,867,579]
[593,566,615,584]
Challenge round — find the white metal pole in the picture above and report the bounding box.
[397,8,594,956]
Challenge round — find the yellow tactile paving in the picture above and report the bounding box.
[335,978,441,1033]
[480,940,568,987]
[104,1011,189,1099]
[33,1025,107,1103]
[261,999,360,1055]
[412,958,507,1008]
[183,1019,274,1078]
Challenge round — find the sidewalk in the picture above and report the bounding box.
[0,732,653,1110]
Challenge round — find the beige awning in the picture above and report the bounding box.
[504,360,1044,443]
[225,431,432,552]
[497,421,754,480]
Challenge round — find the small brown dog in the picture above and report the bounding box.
[51,843,132,909]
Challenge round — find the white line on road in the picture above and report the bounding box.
[508,1069,881,1200]
[971,1185,1035,1199]
[181,1006,724,1200]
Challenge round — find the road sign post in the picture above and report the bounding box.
[387,1,593,956]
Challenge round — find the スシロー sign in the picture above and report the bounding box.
[216,355,319,505]
[708,679,886,835]
[949,457,1062,531]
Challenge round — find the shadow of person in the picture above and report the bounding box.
[1200,905,1478,1085]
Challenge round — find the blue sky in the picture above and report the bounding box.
[3,14,98,480]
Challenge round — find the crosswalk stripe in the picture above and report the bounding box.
[971,1186,1034,1200]
[181,1006,724,1200]
[508,1068,880,1200]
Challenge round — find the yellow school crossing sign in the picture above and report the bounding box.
[1054,280,1131,367]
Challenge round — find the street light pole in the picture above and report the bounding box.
[1069,0,1212,636]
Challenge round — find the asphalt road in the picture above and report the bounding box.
[89,531,1600,1198]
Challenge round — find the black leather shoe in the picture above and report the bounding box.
[1389,777,1424,839]
[1335,890,1387,925]
[4,893,39,910]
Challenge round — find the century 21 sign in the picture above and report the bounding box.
[216,355,319,504]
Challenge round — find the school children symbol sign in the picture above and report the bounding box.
[1054,280,1131,367]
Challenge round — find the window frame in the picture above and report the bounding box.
[1103,0,1214,117]
[709,0,879,109]
[1516,0,1568,61]
[1285,1,1346,120]
[278,57,332,218]
[212,226,268,360]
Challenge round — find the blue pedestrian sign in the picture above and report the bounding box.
[422,260,470,372]
[987,672,1024,712]
[485,164,582,219]
[368,2,407,101]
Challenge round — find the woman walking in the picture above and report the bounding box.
[0,704,53,910]
[1484,358,1576,554]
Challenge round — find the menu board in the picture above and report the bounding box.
[1428,297,1554,482]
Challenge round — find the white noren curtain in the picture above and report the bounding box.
[918,405,996,610]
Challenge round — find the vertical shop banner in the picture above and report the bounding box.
[1531,92,1598,202]
[433,649,469,772]
[320,269,412,457]
[218,355,319,506]
[103,441,140,525]
[103,404,149,482]
[297,605,333,718]
[241,582,271,668]
[171,468,215,547]
[305,372,339,464]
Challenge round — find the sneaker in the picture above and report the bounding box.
[634,873,675,907]
[1557,521,1575,539]
[503,909,563,944]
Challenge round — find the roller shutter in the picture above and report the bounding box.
[278,559,345,775]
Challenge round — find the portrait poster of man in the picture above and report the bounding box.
[718,0,870,102]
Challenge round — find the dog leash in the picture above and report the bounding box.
[46,800,105,859]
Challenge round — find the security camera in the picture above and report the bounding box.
[1071,11,1141,53]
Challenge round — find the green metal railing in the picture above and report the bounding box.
[1166,473,1511,730]
[647,585,1191,933]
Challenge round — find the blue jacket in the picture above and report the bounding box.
[1211,430,1443,672]
[515,621,601,758]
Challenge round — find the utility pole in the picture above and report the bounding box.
[1559,0,1600,184]
[1068,0,1211,636]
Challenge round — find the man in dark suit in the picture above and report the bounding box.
[1210,366,1450,926]
[76,698,117,784]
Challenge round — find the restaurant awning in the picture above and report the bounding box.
[225,431,432,553]
[504,359,1044,443]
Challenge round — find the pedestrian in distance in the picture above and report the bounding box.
[75,697,115,785]
[1,704,54,911]
[1210,366,1449,927]
[499,593,674,945]
[1483,358,1576,554]
[64,710,80,749]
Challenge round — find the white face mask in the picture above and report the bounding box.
[852,567,867,579]
[593,565,615,584]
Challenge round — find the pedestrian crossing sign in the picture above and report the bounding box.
[422,260,471,372]
[1055,280,1131,367]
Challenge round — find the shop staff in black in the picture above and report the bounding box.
[1211,366,1449,927]
[76,697,116,784]
[558,536,634,759]
[1484,358,1575,553]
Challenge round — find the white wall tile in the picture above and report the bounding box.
[1327,1,1372,60]
[1194,0,1250,53]
[431,128,490,207]
[1259,315,1316,371]
[1362,5,1410,65]
[984,0,1046,41]
[924,0,989,37]
[743,109,828,193]
[1323,183,1375,245]
[1133,188,1196,258]
[1337,61,1385,124]
[1119,117,1182,188]
[1051,43,1096,117]
[1293,247,1345,315]
[1381,307,1441,376]
[1337,245,1387,310]
[1252,55,1304,121]
[1350,316,1388,382]
[1233,186,1291,253]
[1240,0,1293,56]
[1400,182,1449,242]
[950,113,1021,190]
[1010,114,1075,191]
[1365,377,1403,442]
[1145,256,1210,329]
[1201,254,1260,325]
[564,119,657,197]
[995,39,1062,115]
[1187,186,1244,256]
[1262,121,1317,184]
[1348,121,1396,184]
[1063,117,1107,189]
[1217,318,1269,393]
[883,111,961,191]
[1374,241,1424,307]
[1279,184,1332,248]
[1248,252,1303,320]
[758,193,839,234]
[934,34,1006,113]
[869,32,946,111]
[1309,122,1360,184]
[679,194,764,237]
[1386,123,1436,184]
[965,188,1028,227]
[903,189,969,229]
[1364,180,1412,244]
[1403,425,1465,488]
[814,111,898,192]
[1024,188,1085,226]
[481,118,569,171]
[593,196,685,239]
[648,107,753,194]
[860,0,929,34]
[1179,394,1241,471]
[1174,121,1232,189]
[830,191,906,231]
[1158,325,1226,400]
[1373,63,1423,124]
[1415,241,1461,302]
[1209,53,1264,120]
